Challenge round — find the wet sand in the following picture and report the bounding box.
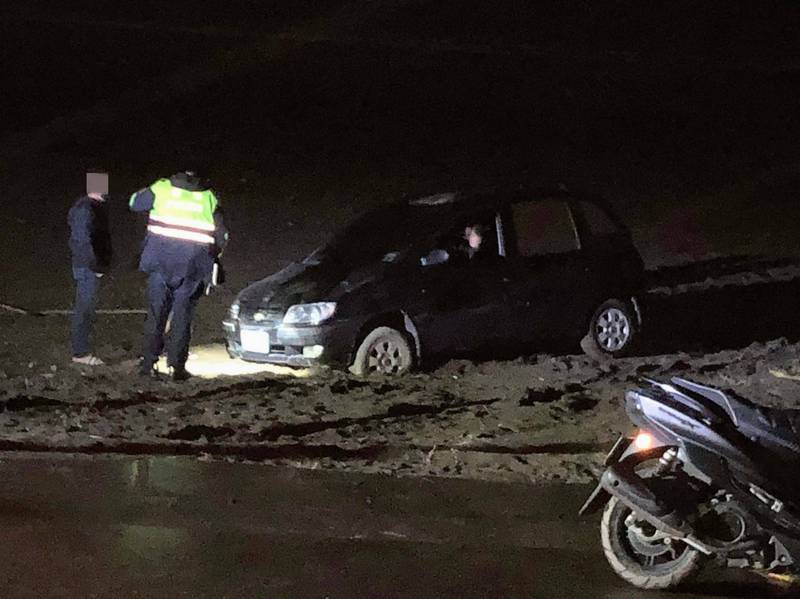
[0,453,775,598]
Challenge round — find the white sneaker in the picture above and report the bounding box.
[72,355,105,366]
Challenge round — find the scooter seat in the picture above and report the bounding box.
[671,378,800,457]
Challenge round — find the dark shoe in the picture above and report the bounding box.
[137,360,160,379]
[170,366,192,382]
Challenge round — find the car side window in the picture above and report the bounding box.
[437,213,499,262]
[511,199,580,257]
[579,200,619,236]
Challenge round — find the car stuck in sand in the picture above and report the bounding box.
[223,189,645,374]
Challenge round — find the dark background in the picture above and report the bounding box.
[1,1,800,353]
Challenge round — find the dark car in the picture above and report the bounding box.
[223,189,644,374]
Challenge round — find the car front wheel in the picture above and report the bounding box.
[582,299,636,358]
[350,326,413,376]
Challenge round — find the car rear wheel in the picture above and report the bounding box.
[582,299,636,358]
[350,326,413,376]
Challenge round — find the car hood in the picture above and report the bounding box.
[236,260,386,312]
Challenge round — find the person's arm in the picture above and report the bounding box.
[68,203,98,271]
[213,207,229,255]
[129,187,155,212]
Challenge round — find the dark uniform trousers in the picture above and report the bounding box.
[71,266,100,357]
[142,271,205,370]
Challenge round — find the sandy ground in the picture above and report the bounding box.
[2,316,800,485]
[3,2,800,485]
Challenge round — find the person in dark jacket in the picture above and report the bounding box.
[129,170,228,381]
[68,171,112,365]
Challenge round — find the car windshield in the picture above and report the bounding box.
[305,203,447,267]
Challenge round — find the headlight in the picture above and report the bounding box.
[229,300,240,320]
[283,302,336,326]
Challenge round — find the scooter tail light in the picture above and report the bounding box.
[633,431,654,451]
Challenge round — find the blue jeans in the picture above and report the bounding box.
[71,266,101,357]
[141,271,205,370]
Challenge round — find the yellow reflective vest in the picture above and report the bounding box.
[145,178,217,245]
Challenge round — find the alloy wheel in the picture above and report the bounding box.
[367,338,409,374]
[595,307,632,352]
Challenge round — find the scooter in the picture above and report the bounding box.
[580,376,800,589]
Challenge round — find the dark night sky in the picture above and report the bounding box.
[2,0,800,306]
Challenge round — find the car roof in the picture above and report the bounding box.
[406,187,574,214]
[400,187,630,237]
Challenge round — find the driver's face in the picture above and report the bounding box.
[464,226,483,249]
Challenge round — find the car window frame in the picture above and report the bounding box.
[495,211,507,257]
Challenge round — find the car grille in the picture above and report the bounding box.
[240,309,284,326]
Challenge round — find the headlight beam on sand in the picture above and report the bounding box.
[153,344,310,379]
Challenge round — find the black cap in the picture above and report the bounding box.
[170,170,208,191]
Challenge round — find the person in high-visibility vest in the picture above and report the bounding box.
[129,170,229,381]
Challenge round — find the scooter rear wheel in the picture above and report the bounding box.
[601,496,703,589]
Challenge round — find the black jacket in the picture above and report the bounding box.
[68,195,111,272]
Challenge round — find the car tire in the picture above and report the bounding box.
[350,326,413,376]
[582,299,636,359]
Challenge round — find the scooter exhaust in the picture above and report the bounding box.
[600,463,714,555]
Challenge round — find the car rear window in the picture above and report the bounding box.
[579,200,619,236]
[511,199,580,256]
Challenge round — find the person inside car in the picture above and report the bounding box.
[463,224,483,259]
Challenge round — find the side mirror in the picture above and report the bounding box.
[420,249,450,267]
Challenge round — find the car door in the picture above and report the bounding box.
[502,198,590,347]
[412,210,514,357]
[571,199,645,304]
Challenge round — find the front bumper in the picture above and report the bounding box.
[222,315,355,369]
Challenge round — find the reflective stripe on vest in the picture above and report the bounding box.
[147,224,215,244]
[148,213,216,231]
